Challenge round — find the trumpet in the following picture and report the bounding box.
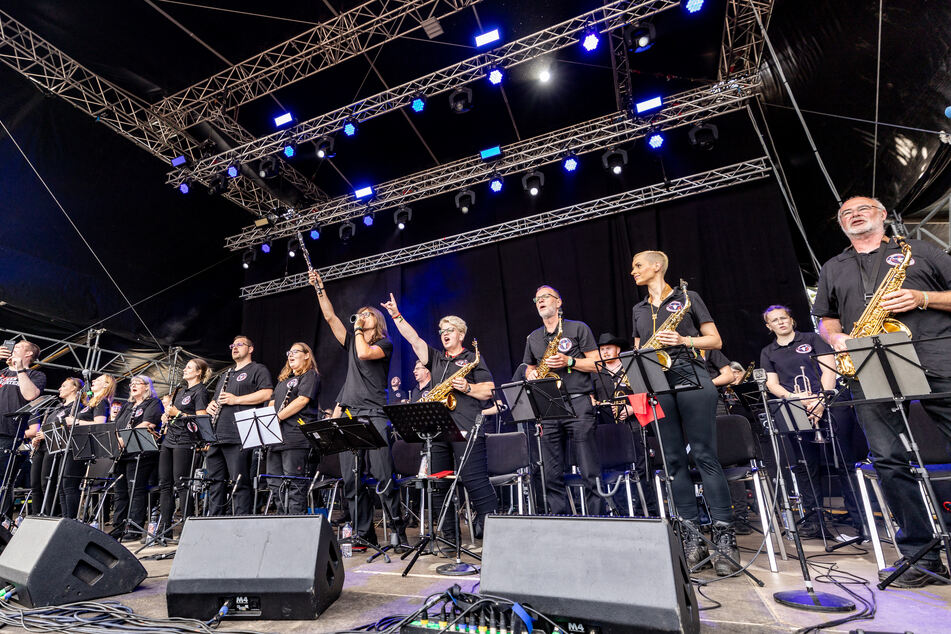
[792,366,828,443]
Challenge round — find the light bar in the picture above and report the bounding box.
[480,145,502,160]
[274,112,293,127]
[354,186,374,199]
[171,155,187,167]
[475,29,500,47]
[635,96,663,114]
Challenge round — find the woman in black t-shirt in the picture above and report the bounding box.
[630,250,738,576]
[266,343,321,514]
[59,374,115,518]
[157,359,210,537]
[26,378,83,515]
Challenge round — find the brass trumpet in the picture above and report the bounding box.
[792,366,828,444]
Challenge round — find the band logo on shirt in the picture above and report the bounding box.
[454,359,468,367]
[0,376,19,387]
[235,372,248,382]
[886,253,915,266]
[421,390,431,399]
[795,344,813,354]
[666,301,684,313]
[287,378,299,389]
[557,337,572,353]
[181,395,192,405]
[134,408,143,418]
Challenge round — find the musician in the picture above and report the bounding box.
[266,343,321,514]
[26,378,82,515]
[157,359,209,535]
[0,339,45,517]
[409,360,432,403]
[205,336,273,516]
[66,374,115,519]
[112,375,163,540]
[630,250,739,575]
[389,376,407,404]
[308,270,405,547]
[523,285,603,515]
[381,296,497,540]
[814,195,951,587]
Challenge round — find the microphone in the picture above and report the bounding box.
[349,314,360,323]
[752,368,767,385]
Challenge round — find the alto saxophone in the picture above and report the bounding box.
[641,279,691,370]
[535,316,564,382]
[836,237,913,377]
[421,340,481,411]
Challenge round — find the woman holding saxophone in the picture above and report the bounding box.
[381,295,497,541]
[26,377,83,515]
[630,250,738,576]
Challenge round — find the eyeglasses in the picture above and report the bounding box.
[286,349,306,357]
[130,381,147,387]
[532,293,557,304]
[838,204,881,220]
[438,327,457,336]
[229,342,248,349]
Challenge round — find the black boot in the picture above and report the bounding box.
[711,521,741,577]
[391,517,409,552]
[681,520,709,570]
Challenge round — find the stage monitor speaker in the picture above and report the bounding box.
[0,517,146,607]
[481,516,699,634]
[166,514,344,620]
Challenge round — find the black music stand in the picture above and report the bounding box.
[299,416,390,562]
[36,418,70,516]
[498,378,574,514]
[117,428,159,539]
[384,402,480,576]
[71,423,120,461]
[236,406,283,514]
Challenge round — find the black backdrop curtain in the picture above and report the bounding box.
[242,179,811,409]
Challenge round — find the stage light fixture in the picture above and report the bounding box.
[274,112,293,127]
[688,122,719,151]
[208,174,228,195]
[394,206,412,230]
[226,163,240,179]
[410,96,426,113]
[241,249,255,269]
[475,28,500,47]
[538,68,551,83]
[258,156,279,179]
[487,66,504,85]
[489,173,503,193]
[684,0,704,13]
[282,139,297,158]
[362,211,375,227]
[521,171,544,197]
[581,27,600,52]
[449,87,473,114]
[455,189,475,214]
[261,241,272,254]
[634,96,663,115]
[310,226,321,240]
[171,155,187,168]
[480,145,502,161]
[178,178,193,194]
[647,131,665,149]
[343,119,357,137]
[354,185,374,200]
[314,136,335,159]
[602,148,628,175]
[287,237,300,258]
[339,221,356,241]
[624,23,656,53]
[562,154,579,172]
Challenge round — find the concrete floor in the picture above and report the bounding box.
[3,520,951,633]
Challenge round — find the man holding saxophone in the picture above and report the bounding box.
[815,195,951,587]
[380,295,497,542]
[523,285,603,515]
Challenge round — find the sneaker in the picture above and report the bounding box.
[797,521,821,540]
[681,520,709,571]
[711,521,741,577]
[878,558,949,588]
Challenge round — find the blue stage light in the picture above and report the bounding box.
[684,0,704,13]
[226,164,240,178]
[343,120,357,136]
[635,96,663,115]
[354,185,374,199]
[274,112,293,127]
[480,145,502,160]
[171,155,187,167]
[310,228,320,240]
[488,67,504,85]
[475,29,500,47]
[261,242,271,254]
[489,175,503,193]
[563,156,578,172]
[178,181,190,194]
[282,141,297,158]
[411,97,426,113]
[581,29,600,52]
[362,213,374,227]
[647,132,665,149]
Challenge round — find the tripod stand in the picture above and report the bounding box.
[116,427,159,540]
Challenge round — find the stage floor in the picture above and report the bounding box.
[4,524,951,633]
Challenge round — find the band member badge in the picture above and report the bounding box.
[795,344,813,354]
[557,337,572,353]
[666,301,684,313]
[235,372,248,382]
[454,359,468,367]
[135,408,143,417]
[885,253,914,266]
[182,395,192,405]
[288,378,299,389]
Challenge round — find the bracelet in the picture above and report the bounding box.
[393,313,403,322]
[688,337,694,348]
[16,369,26,374]
[920,291,930,310]
[567,357,576,368]
[465,382,472,394]
[354,327,364,333]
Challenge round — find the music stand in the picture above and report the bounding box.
[41,421,70,454]
[117,428,159,539]
[498,378,575,514]
[70,423,120,461]
[236,406,283,514]
[298,416,391,562]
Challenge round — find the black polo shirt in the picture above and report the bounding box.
[336,332,392,411]
[0,367,47,437]
[115,397,164,431]
[410,382,432,403]
[522,319,598,395]
[76,399,111,423]
[424,344,493,432]
[388,388,406,404]
[272,369,321,450]
[212,362,273,444]
[704,349,731,380]
[632,288,715,370]
[813,237,951,374]
[163,383,209,449]
[760,331,833,394]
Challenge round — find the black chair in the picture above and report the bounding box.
[389,439,424,536]
[308,452,343,517]
[486,432,533,515]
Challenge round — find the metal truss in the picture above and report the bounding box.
[240,157,770,300]
[153,0,482,131]
[719,0,774,80]
[224,76,759,250]
[173,0,682,185]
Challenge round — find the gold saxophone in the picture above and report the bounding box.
[611,371,634,420]
[535,316,564,381]
[421,340,481,411]
[836,237,913,378]
[641,279,691,370]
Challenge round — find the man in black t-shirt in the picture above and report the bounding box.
[814,196,951,587]
[389,376,407,404]
[206,335,273,515]
[522,286,602,515]
[409,360,432,403]
[0,339,46,517]
[382,295,497,540]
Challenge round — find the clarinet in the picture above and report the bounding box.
[210,368,233,429]
[296,230,323,297]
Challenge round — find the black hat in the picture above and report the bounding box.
[597,333,629,350]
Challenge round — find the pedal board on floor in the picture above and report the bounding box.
[401,615,626,634]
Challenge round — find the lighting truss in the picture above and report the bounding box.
[240,157,770,299]
[225,76,758,250]
[719,0,774,80]
[172,0,683,185]
[152,0,482,131]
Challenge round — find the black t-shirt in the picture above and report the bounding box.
[632,288,715,370]
[425,345,493,432]
[163,383,210,448]
[704,349,731,380]
[593,365,633,403]
[115,396,164,432]
[336,332,392,411]
[76,399,111,422]
[410,381,432,404]
[760,331,834,394]
[0,367,47,437]
[272,370,321,450]
[813,238,951,374]
[212,362,274,444]
[522,319,598,395]
[388,388,406,404]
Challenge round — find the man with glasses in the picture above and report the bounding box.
[206,335,273,515]
[814,195,951,586]
[410,360,432,403]
[523,286,603,515]
[0,339,45,518]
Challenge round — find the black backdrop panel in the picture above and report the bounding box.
[242,180,809,408]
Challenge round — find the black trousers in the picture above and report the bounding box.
[851,375,951,560]
[113,453,158,531]
[655,363,732,523]
[158,444,194,527]
[339,410,402,540]
[265,448,310,514]
[540,397,603,515]
[30,448,54,515]
[430,432,497,536]
[59,453,86,519]
[0,435,18,517]
[205,443,252,515]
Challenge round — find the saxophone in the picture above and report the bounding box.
[641,279,691,370]
[535,316,564,381]
[421,340,480,411]
[836,237,913,378]
[611,371,634,421]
